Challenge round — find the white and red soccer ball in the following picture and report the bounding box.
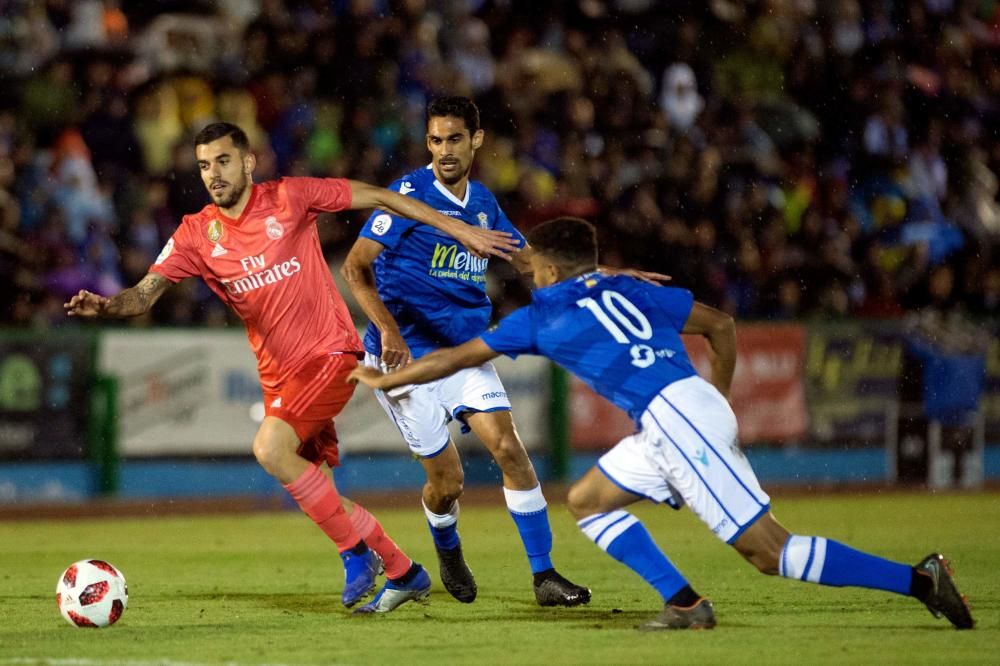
[55,559,128,628]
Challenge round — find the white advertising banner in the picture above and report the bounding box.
[98,331,550,456]
[99,330,262,456]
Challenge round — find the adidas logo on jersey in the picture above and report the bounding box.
[211,243,228,257]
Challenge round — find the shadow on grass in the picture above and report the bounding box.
[169,591,341,614]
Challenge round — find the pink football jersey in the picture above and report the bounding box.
[151,177,362,391]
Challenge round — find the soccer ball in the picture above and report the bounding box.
[55,559,128,628]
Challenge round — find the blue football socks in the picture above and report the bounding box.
[423,500,461,551]
[779,535,912,595]
[504,486,554,574]
[579,511,689,602]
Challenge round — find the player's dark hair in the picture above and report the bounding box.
[427,96,481,133]
[194,122,250,153]
[527,217,598,269]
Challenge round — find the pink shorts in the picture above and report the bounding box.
[263,353,359,468]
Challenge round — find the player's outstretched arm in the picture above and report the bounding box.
[598,265,671,285]
[64,272,171,319]
[346,180,519,261]
[348,338,499,390]
[341,238,411,368]
[682,302,737,399]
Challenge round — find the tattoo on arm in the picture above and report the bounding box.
[104,273,170,318]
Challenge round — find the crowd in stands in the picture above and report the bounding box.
[1,0,998,328]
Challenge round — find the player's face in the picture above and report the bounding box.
[426,116,484,185]
[196,136,255,210]
[530,252,561,289]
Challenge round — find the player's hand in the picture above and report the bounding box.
[380,330,412,370]
[347,366,388,388]
[600,267,672,285]
[456,226,520,261]
[64,290,108,317]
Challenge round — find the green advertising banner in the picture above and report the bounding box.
[0,332,95,459]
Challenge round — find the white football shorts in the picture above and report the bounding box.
[597,375,771,543]
[364,352,512,458]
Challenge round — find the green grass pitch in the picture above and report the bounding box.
[1,492,997,665]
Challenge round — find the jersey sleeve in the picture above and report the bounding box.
[285,177,353,214]
[649,286,695,331]
[358,178,419,249]
[494,200,527,249]
[149,225,201,282]
[480,305,538,359]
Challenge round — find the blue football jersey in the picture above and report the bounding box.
[360,165,526,358]
[481,272,699,422]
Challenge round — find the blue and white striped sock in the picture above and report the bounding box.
[779,535,911,595]
[578,510,689,602]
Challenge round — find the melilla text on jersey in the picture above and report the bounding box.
[428,238,489,284]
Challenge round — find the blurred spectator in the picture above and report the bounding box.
[0,0,996,330]
[659,63,703,134]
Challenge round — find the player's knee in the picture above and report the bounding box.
[566,482,598,520]
[488,432,529,471]
[252,435,288,475]
[428,475,464,505]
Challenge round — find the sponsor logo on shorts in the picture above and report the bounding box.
[481,391,506,401]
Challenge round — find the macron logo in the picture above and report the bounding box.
[399,181,415,195]
[211,243,228,257]
[271,397,282,408]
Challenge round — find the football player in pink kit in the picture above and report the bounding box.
[64,122,519,614]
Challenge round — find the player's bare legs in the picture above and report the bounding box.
[420,441,465,513]
[251,416,310,484]
[568,468,714,630]
[419,442,477,602]
[733,511,974,628]
[253,416,425,611]
[730,512,789,574]
[464,411,538,490]
[464,410,590,607]
[565,467,642,519]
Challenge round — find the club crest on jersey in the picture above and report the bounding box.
[477,212,488,228]
[265,215,284,239]
[207,219,223,242]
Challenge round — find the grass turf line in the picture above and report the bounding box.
[0,493,996,665]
